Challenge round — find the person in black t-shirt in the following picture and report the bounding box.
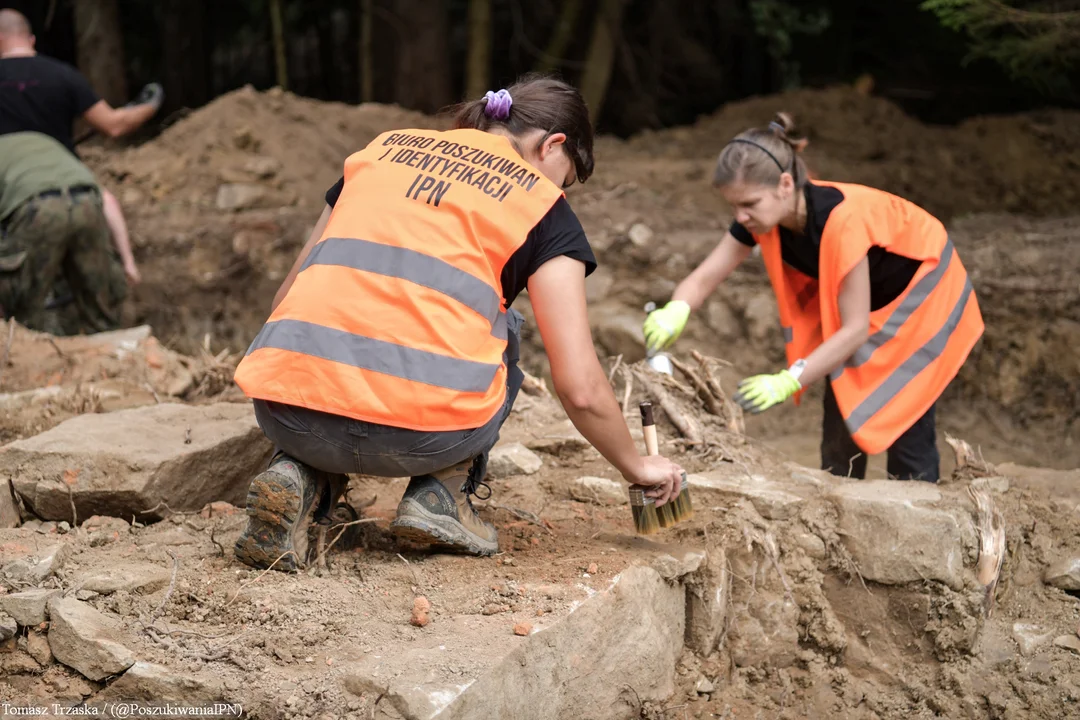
[645,113,983,484]
[233,75,684,569]
[0,9,163,285]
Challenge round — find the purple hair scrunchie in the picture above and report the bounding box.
[483,89,513,121]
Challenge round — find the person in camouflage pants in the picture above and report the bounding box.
[0,132,126,335]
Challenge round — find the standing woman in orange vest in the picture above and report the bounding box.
[643,113,983,483]
[232,75,684,571]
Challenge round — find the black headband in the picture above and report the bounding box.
[726,138,787,173]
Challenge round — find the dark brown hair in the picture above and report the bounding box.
[713,112,810,189]
[453,73,595,184]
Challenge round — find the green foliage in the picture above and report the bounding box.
[920,0,1080,98]
[748,0,831,89]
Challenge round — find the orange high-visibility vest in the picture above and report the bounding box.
[756,181,984,454]
[234,128,563,431]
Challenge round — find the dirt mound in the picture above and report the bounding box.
[85,85,440,213]
[625,85,1080,220]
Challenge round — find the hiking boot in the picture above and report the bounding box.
[389,458,499,556]
[234,453,344,572]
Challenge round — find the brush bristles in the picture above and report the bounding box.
[631,502,661,535]
[628,485,661,536]
[656,501,674,529]
[668,486,694,523]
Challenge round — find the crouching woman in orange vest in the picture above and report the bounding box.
[232,75,684,571]
[644,113,983,483]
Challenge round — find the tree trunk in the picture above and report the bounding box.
[536,0,583,74]
[579,0,625,121]
[73,0,128,106]
[160,0,209,113]
[391,0,452,113]
[269,0,288,90]
[360,0,374,102]
[465,0,492,100]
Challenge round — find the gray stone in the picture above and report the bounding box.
[241,156,282,179]
[684,548,729,657]
[705,298,741,339]
[1043,557,1080,591]
[628,223,654,247]
[0,479,19,528]
[793,532,827,559]
[828,480,971,591]
[4,403,273,521]
[650,547,707,581]
[569,476,628,506]
[99,661,227,702]
[0,588,61,626]
[688,470,805,520]
[525,420,591,455]
[1012,623,1055,656]
[215,183,267,211]
[487,443,542,479]
[47,596,135,681]
[2,543,66,585]
[1053,635,1080,655]
[590,305,648,363]
[0,611,16,640]
[75,565,172,595]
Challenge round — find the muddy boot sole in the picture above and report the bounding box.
[234,469,310,572]
[390,498,498,557]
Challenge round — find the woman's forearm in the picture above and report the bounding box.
[798,325,868,388]
[672,234,753,311]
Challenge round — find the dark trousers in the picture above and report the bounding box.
[821,381,940,482]
[252,309,525,480]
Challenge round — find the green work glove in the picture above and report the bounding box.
[643,300,690,352]
[733,370,802,414]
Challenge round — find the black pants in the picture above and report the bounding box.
[253,309,525,480]
[821,381,939,482]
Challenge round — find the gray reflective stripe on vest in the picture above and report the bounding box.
[844,279,973,434]
[850,238,955,370]
[302,237,507,340]
[247,318,501,393]
[781,325,793,343]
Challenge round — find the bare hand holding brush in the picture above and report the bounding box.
[633,456,684,506]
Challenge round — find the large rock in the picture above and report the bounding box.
[99,661,227,702]
[339,565,684,720]
[684,548,729,657]
[487,443,542,479]
[75,564,172,595]
[570,476,628,506]
[1043,556,1080,591]
[215,183,267,211]
[0,588,61,626]
[1,543,66,586]
[1,479,18,528]
[688,468,807,520]
[3,403,273,521]
[48,596,135,681]
[828,480,973,591]
[591,304,648,363]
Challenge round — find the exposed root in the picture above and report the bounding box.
[968,479,1006,618]
[635,368,703,444]
[669,355,725,417]
[149,550,180,624]
[946,433,995,478]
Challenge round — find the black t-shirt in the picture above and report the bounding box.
[730,182,921,311]
[325,176,596,307]
[0,55,100,153]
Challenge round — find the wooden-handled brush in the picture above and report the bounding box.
[641,401,693,528]
[629,402,661,535]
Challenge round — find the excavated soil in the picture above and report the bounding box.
[0,84,1072,717]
